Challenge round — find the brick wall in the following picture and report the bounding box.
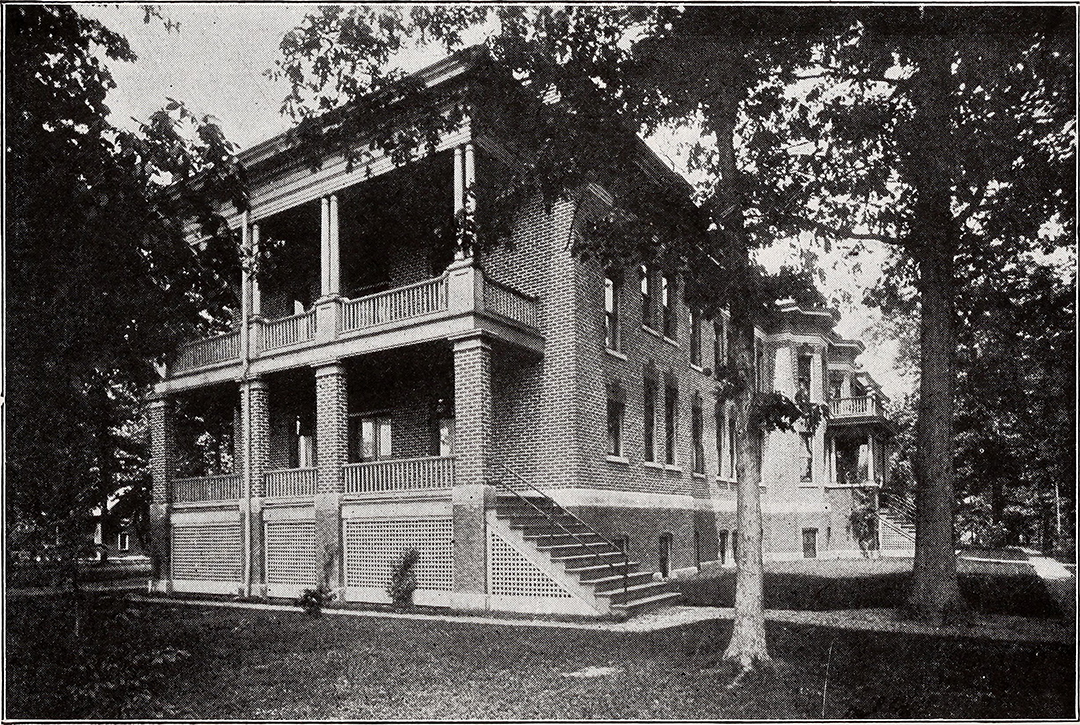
[482,197,580,490]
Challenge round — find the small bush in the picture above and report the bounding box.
[295,586,333,616]
[387,548,419,609]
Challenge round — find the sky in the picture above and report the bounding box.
[77,3,909,398]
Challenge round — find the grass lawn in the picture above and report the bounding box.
[679,558,1062,618]
[6,594,1074,720]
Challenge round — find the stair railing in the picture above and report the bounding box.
[880,490,917,523]
[876,509,917,544]
[492,460,629,595]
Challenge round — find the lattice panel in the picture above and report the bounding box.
[489,531,572,598]
[172,522,241,582]
[343,517,453,592]
[265,520,316,587]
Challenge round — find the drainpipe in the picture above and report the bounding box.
[240,211,252,596]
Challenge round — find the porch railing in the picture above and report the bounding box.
[261,310,316,351]
[171,474,242,503]
[173,331,240,373]
[341,276,448,333]
[263,467,317,498]
[483,277,538,328]
[344,455,455,495]
[829,396,881,418]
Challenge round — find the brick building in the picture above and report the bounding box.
[149,50,896,616]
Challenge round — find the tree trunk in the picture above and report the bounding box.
[710,80,770,672]
[903,40,966,625]
[908,245,965,623]
[722,301,770,671]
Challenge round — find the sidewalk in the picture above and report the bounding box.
[1027,554,1076,621]
[117,593,1074,644]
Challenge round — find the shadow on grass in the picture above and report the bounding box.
[8,594,1071,720]
[678,568,1061,618]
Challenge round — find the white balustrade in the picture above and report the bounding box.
[482,278,538,328]
[829,396,880,417]
[171,474,242,503]
[263,467,317,498]
[341,277,448,333]
[173,331,240,373]
[261,310,316,351]
[344,456,455,495]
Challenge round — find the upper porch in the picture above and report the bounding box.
[162,135,543,393]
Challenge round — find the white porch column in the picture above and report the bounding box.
[829,438,837,486]
[240,210,251,363]
[810,345,824,404]
[453,145,466,261]
[329,194,341,296]
[320,196,331,298]
[462,142,477,256]
[251,223,262,317]
[866,433,876,485]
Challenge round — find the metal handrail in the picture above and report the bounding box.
[880,490,916,521]
[876,510,916,544]
[493,461,629,594]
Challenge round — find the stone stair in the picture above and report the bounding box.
[494,494,680,616]
[877,508,916,555]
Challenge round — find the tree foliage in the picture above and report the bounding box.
[743,6,1074,622]
[6,5,243,576]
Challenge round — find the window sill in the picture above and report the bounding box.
[664,464,683,474]
[642,325,662,339]
[605,455,630,466]
[690,363,707,375]
[663,336,679,347]
[605,348,628,361]
[691,472,706,479]
[643,460,665,470]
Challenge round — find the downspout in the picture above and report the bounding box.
[240,211,252,596]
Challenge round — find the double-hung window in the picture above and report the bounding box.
[350,414,392,462]
[690,309,702,366]
[644,375,658,462]
[604,273,620,351]
[609,382,626,455]
[664,383,678,465]
[797,353,813,401]
[662,273,677,339]
[691,395,705,474]
[713,319,725,371]
[640,265,653,330]
[800,432,814,482]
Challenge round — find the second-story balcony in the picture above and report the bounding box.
[829,396,884,420]
[166,266,540,384]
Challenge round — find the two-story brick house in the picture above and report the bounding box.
[149,49,895,616]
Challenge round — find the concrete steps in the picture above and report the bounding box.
[493,494,680,616]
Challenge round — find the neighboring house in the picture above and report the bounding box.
[149,49,896,616]
[92,515,149,563]
[90,492,151,563]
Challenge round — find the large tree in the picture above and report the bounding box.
[749,7,1074,621]
[6,5,243,581]
[270,6,830,671]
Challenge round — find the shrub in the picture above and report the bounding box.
[295,586,333,617]
[387,548,420,609]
